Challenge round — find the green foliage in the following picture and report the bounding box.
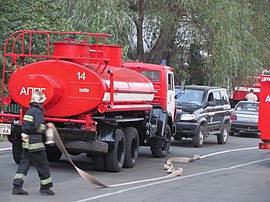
[197,0,270,91]
[0,135,7,142]
[60,0,133,46]
[0,0,269,95]
[0,0,73,94]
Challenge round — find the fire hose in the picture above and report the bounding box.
[50,127,108,188]
[48,126,200,188]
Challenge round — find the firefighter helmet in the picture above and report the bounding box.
[30,92,47,104]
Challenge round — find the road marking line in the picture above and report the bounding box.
[199,146,258,159]
[75,158,270,202]
[76,147,264,202]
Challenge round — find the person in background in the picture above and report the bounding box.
[245,89,258,102]
[12,91,55,196]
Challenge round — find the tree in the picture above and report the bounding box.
[0,0,72,94]
[1,0,269,93]
[197,0,270,92]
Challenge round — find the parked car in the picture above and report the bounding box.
[174,85,231,147]
[230,101,260,136]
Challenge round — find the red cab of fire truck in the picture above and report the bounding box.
[258,74,270,149]
[0,30,175,172]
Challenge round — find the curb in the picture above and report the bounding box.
[0,141,12,152]
[0,147,11,151]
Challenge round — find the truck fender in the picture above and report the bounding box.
[149,108,169,138]
[157,111,169,137]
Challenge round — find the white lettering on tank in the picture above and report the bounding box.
[79,88,90,93]
[265,95,270,102]
[19,87,46,95]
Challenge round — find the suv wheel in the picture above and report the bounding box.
[193,125,205,147]
[217,122,229,144]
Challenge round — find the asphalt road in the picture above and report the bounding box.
[1,133,269,202]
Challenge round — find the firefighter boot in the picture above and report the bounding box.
[12,186,29,195]
[39,188,55,195]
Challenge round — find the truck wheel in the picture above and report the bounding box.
[123,127,139,168]
[12,142,22,164]
[193,125,205,147]
[92,155,106,171]
[104,129,126,172]
[151,124,171,158]
[217,122,229,144]
[46,146,62,162]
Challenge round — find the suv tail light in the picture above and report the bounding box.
[230,113,237,120]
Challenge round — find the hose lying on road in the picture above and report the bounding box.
[51,126,108,188]
[164,155,200,175]
[50,126,200,188]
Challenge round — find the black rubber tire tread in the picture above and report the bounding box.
[173,135,182,141]
[229,131,234,136]
[151,124,172,158]
[46,146,62,162]
[217,122,229,144]
[123,127,139,168]
[64,140,108,154]
[104,129,126,172]
[92,155,106,171]
[192,125,205,147]
[12,142,22,164]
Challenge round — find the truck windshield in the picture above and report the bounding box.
[141,70,160,82]
[176,89,205,106]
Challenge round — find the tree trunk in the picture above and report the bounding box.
[136,0,144,62]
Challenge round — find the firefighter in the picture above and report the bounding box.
[12,91,55,195]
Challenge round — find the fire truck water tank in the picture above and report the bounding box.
[8,60,155,117]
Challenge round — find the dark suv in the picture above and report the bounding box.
[174,85,231,147]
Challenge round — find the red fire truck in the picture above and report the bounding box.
[230,77,260,108]
[258,74,270,149]
[0,30,175,172]
[230,69,270,107]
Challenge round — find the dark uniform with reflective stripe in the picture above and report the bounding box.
[13,103,53,189]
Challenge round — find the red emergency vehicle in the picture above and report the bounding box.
[0,30,175,172]
[230,69,270,107]
[258,74,270,149]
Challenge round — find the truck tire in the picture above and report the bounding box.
[123,127,139,168]
[193,125,205,147]
[104,129,126,172]
[151,124,171,158]
[12,142,22,164]
[92,155,106,171]
[46,146,62,162]
[217,122,229,144]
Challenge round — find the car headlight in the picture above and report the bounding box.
[181,114,196,121]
